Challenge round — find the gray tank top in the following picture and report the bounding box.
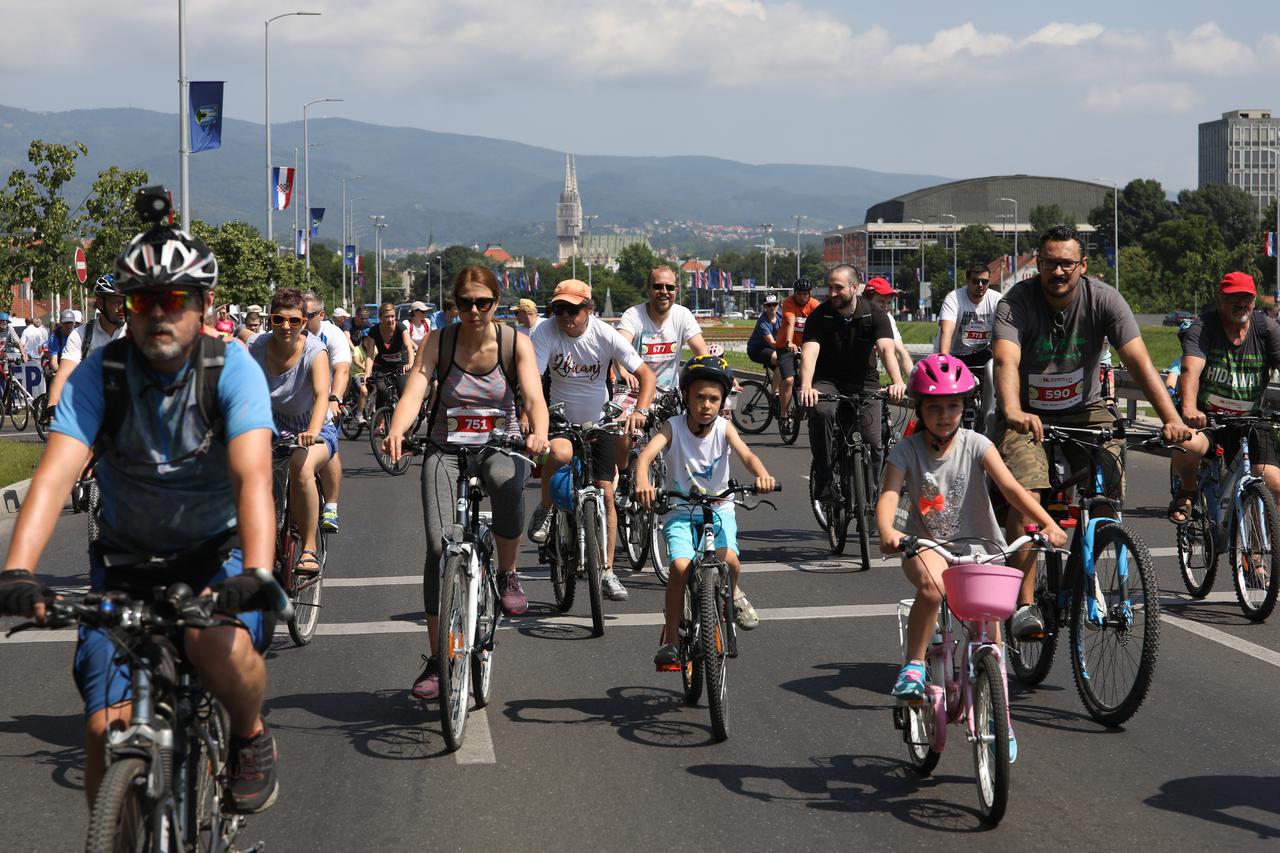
[248,332,325,434]
[429,336,520,446]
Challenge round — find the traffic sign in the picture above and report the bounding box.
[74,247,87,283]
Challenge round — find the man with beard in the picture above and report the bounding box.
[1169,272,1280,526]
[796,264,906,502]
[0,198,282,814]
[938,262,1003,370]
[992,225,1191,638]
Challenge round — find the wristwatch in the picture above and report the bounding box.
[328,395,340,403]
[634,407,651,417]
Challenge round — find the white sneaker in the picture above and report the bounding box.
[602,571,628,601]
[734,592,759,630]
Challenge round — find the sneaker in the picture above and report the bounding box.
[602,571,628,601]
[891,662,928,700]
[653,643,680,669]
[734,592,759,630]
[1010,604,1045,640]
[499,571,528,616]
[320,506,340,533]
[527,504,553,544]
[1008,730,1018,764]
[411,655,440,701]
[226,724,279,814]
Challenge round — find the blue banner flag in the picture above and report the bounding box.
[309,208,325,238]
[344,244,356,267]
[189,81,224,153]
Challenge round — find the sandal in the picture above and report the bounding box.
[1167,493,1194,525]
[295,549,322,576]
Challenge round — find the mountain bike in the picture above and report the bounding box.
[338,378,376,440]
[8,572,292,853]
[368,370,420,475]
[616,389,683,583]
[813,396,902,531]
[1004,421,1165,726]
[808,390,886,565]
[0,359,35,431]
[272,434,328,646]
[654,481,779,742]
[732,360,801,444]
[409,431,532,751]
[538,402,626,637]
[1173,413,1280,621]
[892,530,1056,826]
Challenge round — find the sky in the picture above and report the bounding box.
[4,2,1279,195]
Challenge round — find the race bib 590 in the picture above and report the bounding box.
[1028,368,1084,411]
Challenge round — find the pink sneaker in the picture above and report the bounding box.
[499,571,528,616]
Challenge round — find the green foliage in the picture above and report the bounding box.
[1176,184,1259,248]
[955,224,1012,270]
[1028,203,1067,236]
[189,220,276,308]
[79,165,151,283]
[1088,178,1175,252]
[0,139,88,306]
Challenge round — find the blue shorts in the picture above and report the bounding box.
[662,507,739,563]
[318,420,339,457]
[73,548,268,717]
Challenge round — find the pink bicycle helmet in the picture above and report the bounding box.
[908,353,976,399]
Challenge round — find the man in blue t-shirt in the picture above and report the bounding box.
[747,296,782,394]
[0,207,282,816]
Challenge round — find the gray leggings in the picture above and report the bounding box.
[420,448,528,616]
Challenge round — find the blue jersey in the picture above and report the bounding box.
[747,314,780,353]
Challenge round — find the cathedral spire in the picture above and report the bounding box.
[564,153,577,193]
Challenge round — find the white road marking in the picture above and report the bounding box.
[1162,613,1280,669]
[454,708,496,765]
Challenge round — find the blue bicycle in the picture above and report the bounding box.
[1173,414,1280,621]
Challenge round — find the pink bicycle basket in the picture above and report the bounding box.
[942,562,1022,621]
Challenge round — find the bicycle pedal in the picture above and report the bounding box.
[1023,631,1045,641]
[898,696,925,707]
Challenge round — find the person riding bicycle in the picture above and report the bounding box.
[247,287,334,578]
[777,277,820,424]
[303,291,353,534]
[44,309,79,373]
[746,296,782,394]
[877,354,1066,701]
[362,300,415,405]
[45,274,128,420]
[863,277,914,380]
[991,225,1192,639]
[0,311,22,359]
[383,266,550,701]
[796,264,908,502]
[634,354,776,665]
[528,279,656,601]
[938,262,1002,370]
[1168,272,1280,530]
[0,196,281,814]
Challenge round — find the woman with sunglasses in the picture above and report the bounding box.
[247,288,334,576]
[362,301,415,406]
[382,266,549,701]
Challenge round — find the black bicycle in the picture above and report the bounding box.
[8,571,292,853]
[368,370,424,475]
[807,390,886,564]
[337,378,375,440]
[616,388,683,583]
[732,359,801,444]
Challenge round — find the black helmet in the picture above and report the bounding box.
[114,225,218,293]
[94,274,119,296]
[793,277,813,291]
[679,354,734,398]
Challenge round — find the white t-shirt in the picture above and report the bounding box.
[516,317,543,337]
[617,303,702,390]
[887,314,903,344]
[404,317,431,345]
[61,317,126,364]
[21,324,49,359]
[532,315,643,423]
[939,288,1003,353]
[313,319,353,367]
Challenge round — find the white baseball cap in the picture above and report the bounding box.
[72,309,84,323]
[332,307,349,318]
[60,309,77,323]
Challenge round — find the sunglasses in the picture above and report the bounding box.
[1037,258,1083,273]
[551,302,586,316]
[650,284,677,293]
[270,313,306,328]
[125,289,196,315]
[970,278,990,285]
[457,296,496,312]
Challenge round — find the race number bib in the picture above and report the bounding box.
[1027,368,1085,411]
[1203,392,1254,416]
[446,406,507,445]
[961,321,991,348]
[639,332,677,365]
[794,315,808,333]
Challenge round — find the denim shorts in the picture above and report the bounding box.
[662,507,739,563]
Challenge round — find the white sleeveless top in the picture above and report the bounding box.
[665,415,734,518]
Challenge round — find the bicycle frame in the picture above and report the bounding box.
[440,449,502,664]
[687,502,737,656]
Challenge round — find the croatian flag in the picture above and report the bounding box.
[503,270,511,290]
[354,254,362,274]
[723,270,732,290]
[272,167,295,211]
[534,270,541,291]
[1265,231,1277,258]
[1006,256,1015,274]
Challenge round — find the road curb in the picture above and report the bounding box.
[1,478,33,517]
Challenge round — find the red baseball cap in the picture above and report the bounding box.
[864,277,899,296]
[1219,272,1256,295]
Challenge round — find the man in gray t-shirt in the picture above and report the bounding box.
[990,225,1191,639]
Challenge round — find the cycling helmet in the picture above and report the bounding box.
[707,342,725,358]
[114,225,218,293]
[908,354,976,399]
[679,353,734,397]
[94,274,119,295]
[0,312,9,322]
[793,277,813,291]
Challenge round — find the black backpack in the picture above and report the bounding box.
[428,321,521,433]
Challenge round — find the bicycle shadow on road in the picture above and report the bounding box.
[778,661,900,712]
[1160,598,1268,628]
[735,527,838,563]
[265,689,453,762]
[507,604,598,641]
[686,754,988,832]
[0,712,84,792]
[1145,775,1280,840]
[503,686,714,748]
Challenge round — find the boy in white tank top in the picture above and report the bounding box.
[634,355,777,669]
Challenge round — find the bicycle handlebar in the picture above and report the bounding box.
[900,531,1068,564]
[652,480,782,514]
[815,389,889,405]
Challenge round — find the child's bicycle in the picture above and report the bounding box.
[892,529,1059,827]
[653,480,780,742]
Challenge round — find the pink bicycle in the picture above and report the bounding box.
[891,529,1054,826]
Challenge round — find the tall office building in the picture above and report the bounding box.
[1199,109,1280,209]
[556,154,582,264]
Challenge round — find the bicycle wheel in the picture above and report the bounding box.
[826,458,850,556]
[1177,490,1218,598]
[700,566,730,741]
[648,454,670,584]
[582,499,606,638]
[370,406,412,475]
[8,382,29,431]
[1231,480,1280,622]
[898,702,941,775]
[85,757,151,853]
[549,513,577,612]
[778,407,800,445]
[187,701,235,851]
[472,529,498,708]
[622,459,652,572]
[809,459,829,532]
[971,650,1011,826]
[288,566,323,646]
[1006,551,1059,686]
[731,379,772,434]
[437,551,472,751]
[339,388,364,439]
[851,446,872,570]
[1070,522,1159,726]
[87,479,101,547]
[32,393,48,442]
[679,584,703,705]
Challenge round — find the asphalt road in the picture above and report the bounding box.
[2,419,1279,851]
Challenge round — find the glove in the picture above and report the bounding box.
[0,570,49,616]
[44,403,56,422]
[212,572,270,613]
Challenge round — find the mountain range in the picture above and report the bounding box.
[0,104,946,255]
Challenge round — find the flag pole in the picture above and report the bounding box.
[178,0,191,230]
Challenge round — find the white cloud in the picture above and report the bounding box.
[1024,22,1104,47]
[1082,82,1200,114]
[1168,23,1256,74]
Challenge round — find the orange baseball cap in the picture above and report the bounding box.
[552,279,592,305]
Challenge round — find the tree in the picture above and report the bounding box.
[1141,214,1225,279]
[79,165,151,284]
[616,242,668,292]
[1176,184,1259,248]
[0,139,88,307]
[1089,178,1174,252]
[1028,203,1068,236]
[955,224,1011,271]
[189,220,276,308]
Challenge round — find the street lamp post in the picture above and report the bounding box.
[793,214,806,279]
[910,219,926,309]
[264,11,320,243]
[303,97,343,270]
[178,0,190,229]
[435,255,443,310]
[853,228,869,281]
[340,175,363,310]
[1095,177,1120,295]
[999,197,1019,281]
[759,223,773,296]
[369,215,386,304]
[941,213,958,290]
[584,214,599,289]
[1260,151,1280,303]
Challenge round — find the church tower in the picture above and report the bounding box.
[556,154,582,265]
